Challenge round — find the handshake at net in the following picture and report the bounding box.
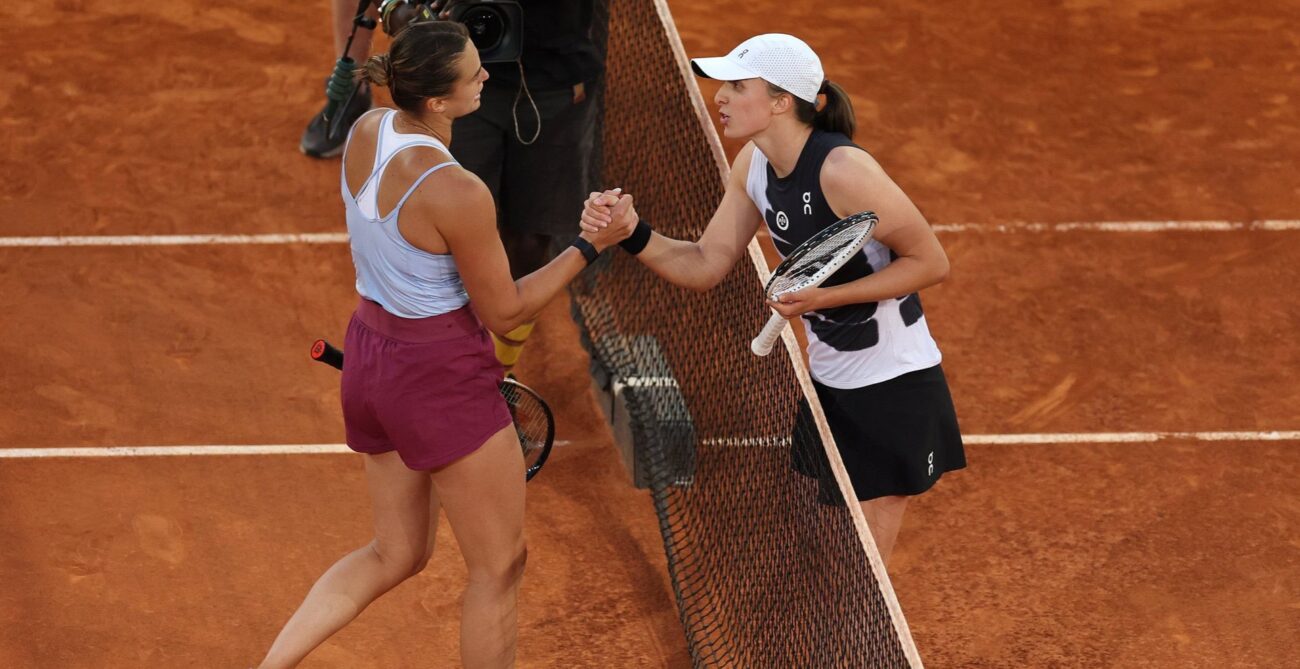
[580,188,639,243]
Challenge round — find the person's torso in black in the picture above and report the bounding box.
[483,0,604,90]
[761,129,925,353]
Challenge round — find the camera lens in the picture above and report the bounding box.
[461,6,505,52]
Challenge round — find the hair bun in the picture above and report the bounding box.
[365,53,392,87]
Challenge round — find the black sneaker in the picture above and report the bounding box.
[299,82,372,159]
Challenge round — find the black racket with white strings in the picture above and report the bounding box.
[310,339,555,481]
[751,211,879,356]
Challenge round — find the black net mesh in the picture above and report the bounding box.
[575,1,921,667]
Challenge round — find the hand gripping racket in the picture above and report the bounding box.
[751,211,879,356]
[310,339,555,482]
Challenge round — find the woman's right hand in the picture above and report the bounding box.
[580,189,637,251]
[582,189,626,233]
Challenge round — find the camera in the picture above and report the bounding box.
[377,0,523,63]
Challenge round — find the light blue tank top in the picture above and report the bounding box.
[341,109,468,319]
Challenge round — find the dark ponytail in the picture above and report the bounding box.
[771,78,857,139]
[355,20,470,113]
[813,80,856,138]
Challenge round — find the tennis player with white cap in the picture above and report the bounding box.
[585,34,965,565]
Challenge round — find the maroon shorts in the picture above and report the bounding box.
[341,299,512,471]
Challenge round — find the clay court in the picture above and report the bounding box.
[2,0,1297,667]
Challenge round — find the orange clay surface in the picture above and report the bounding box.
[2,0,1298,667]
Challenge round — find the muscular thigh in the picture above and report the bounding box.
[429,425,527,567]
[364,450,435,560]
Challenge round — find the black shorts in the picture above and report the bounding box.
[792,364,966,503]
[450,78,601,237]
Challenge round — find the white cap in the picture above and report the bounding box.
[690,34,825,103]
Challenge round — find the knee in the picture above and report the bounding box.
[411,541,437,577]
[369,540,426,581]
[468,544,528,590]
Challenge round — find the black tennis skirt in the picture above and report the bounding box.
[792,364,966,503]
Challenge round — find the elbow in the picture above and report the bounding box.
[686,275,720,293]
[926,250,950,286]
[482,319,512,338]
[933,256,951,285]
[653,265,723,293]
[688,263,731,293]
[481,311,526,337]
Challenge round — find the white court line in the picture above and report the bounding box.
[612,376,679,392]
[0,233,350,247]
[1,431,1295,459]
[932,220,1300,233]
[706,431,1300,447]
[962,431,1300,444]
[0,220,1298,248]
[0,444,352,458]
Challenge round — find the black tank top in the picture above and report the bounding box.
[744,129,941,388]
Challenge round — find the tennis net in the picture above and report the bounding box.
[573,1,924,667]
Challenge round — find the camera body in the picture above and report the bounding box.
[377,0,523,63]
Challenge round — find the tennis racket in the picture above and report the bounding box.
[751,211,879,356]
[310,339,555,482]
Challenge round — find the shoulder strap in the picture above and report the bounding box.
[386,162,459,218]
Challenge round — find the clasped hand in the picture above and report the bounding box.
[580,188,637,250]
[582,188,638,236]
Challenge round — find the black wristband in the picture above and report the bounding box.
[570,236,599,265]
[619,218,652,255]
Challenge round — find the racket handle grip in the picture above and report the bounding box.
[750,312,787,357]
[311,339,344,370]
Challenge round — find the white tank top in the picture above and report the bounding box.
[341,109,468,319]
[744,133,942,389]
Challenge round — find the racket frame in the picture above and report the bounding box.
[751,211,878,356]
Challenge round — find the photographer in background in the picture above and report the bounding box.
[445,0,604,377]
[302,0,606,377]
[300,0,380,158]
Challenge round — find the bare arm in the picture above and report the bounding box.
[416,169,634,334]
[768,147,949,317]
[582,144,764,292]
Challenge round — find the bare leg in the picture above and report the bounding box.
[257,451,437,669]
[859,495,909,566]
[431,425,528,669]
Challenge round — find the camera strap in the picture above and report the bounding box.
[511,61,541,146]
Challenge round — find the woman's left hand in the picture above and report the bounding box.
[766,287,826,318]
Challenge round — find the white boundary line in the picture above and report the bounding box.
[1,430,1295,459]
[0,220,1298,248]
[932,220,1300,233]
[962,430,1300,444]
[0,444,352,458]
[0,233,350,247]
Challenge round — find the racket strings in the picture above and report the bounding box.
[767,222,872,297]
[502,382,551,470]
